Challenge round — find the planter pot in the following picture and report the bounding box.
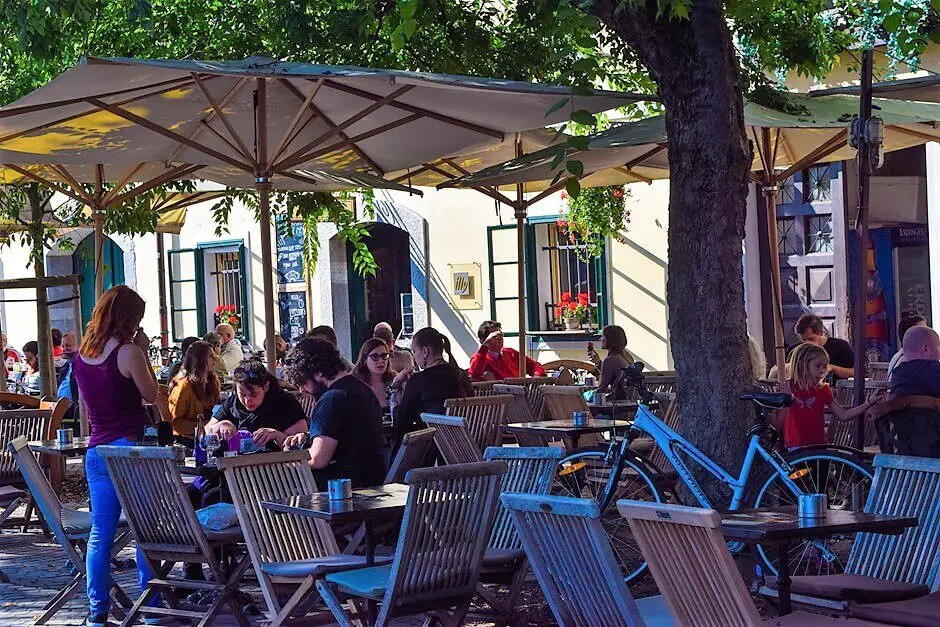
[564,318,581,330]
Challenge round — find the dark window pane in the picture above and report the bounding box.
[804,164,834,202]
[777,217,801,255]
[806,214,834,253]
[544,225,603,330]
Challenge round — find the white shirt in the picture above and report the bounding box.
[887,349,904,379]
[220,338,243,371]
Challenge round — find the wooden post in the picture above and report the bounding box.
[853,49,875,447]
[0,304,5,389]
[156,232,170,348]
[93,210,105,299]
[763,183,787,380]
[71,280,88,436]
[256,77,278,374]
[27,186,57,398]
[515,137,528,377]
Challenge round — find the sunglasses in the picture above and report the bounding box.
[368,353,391,362]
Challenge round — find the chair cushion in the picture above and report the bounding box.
[204,525,242,544]
[848,591,940,626]
[61,508,128,536]
[766,574,929,604]
[260,554,391,579]
[324,564,392,598]
[482,547,525,569]
[0,486,27,505]
[635,594,676,627]
[765,611,883,626]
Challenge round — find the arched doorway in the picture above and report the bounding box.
[347,223,411,349]
[74,234,125,327]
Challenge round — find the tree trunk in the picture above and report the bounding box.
[589,0,754,484]
[27,184,57,399]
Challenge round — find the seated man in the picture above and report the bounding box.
[887,314,927,379]
[889,325,940,398]
[468,320,545,381]
[283,337,387,488]
[215,323,243,372]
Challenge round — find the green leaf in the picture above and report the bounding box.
[566,159,584,176]
[565,178,581,198]
[573,57,597,74]
[576,36,596,48]
[570,109,596,126]
[549,147,567,170]
[566,135,590,151]
[545,97,570,118]
[882,13,902,34]
[401,18,416,39]
[571,84,596,97]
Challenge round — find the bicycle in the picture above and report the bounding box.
[555,362,874,583]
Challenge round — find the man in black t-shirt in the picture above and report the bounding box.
[282,337,386,488]
[794,314,855,381]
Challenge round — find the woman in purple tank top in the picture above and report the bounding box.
[72,286,159,627]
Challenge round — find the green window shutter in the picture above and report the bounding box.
[486,225,521,337]
[167,248,205,342]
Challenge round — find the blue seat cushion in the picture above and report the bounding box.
[204,525,242,544]
[324,564,393,598]
[635,594,676,627]
[260,555,390,579]
[767,574,930,604]
[61,508,127,536]
[482,547,525,569]
[848,590,940,626]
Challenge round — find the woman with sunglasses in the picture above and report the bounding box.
[352,338,397,412]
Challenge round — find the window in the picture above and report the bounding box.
[804,164,834,202]
[776,217,801,256]
[776,176,798,206]
[806,214,834,253]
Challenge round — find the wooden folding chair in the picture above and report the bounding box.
[619,499,890,626]
[829,380,889,448]
[99,445,251,627]
[643,375,677,395]
[1,406,56,529]
[646,393,678,474]
[493,383,549,446]
[444,394,512,453]
[316,461,507,627]
[8,436,133,624]
[472,380,501,397]
[476,446,565,625]
[540,359,600,378]
[218,450,381,626]
[868,362,890,382]
[760,454,940,611]
[541,386,599,448]
[420,413,481,464]
[0,391,41,409]
[502,376,556,421]
[502,493,674,627]
[344,428,437,555]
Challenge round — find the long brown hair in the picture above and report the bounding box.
[169,341,221,404]
[353,338,395,386]
[80,285,146,358]
[787,342,828,391]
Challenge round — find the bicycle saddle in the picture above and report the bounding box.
[739,391,792,409]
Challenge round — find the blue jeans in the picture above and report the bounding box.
[85,438,154,616]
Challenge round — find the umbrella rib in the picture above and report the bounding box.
[890,124,940,143]
[3,165,91,205]
[165,77,249,165]
[199,119,252,164]
[278,78,384,174]
[0,76,207,147]
[752,127,772,176]
[390,163,436,184]
[776,130,847,182]
[624,143,667,169]
[85,98,253,172]
[441,158,472,177]
[427,161,514,205]
[273,85,414,171]
[270,78,326,165]
[52,165,96,204]
[102,163,147,205]
[107,164,205,208]
[614,166,652,184]
[191,73,255,164]
[778,130,797,165]
[525,176,570,206]
[320,79,504,139]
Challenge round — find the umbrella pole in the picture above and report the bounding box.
[93,209,105,299]
[156,232,170,348]
[763,183,787,380]
[258,183,278,374]
[514,138,528,377]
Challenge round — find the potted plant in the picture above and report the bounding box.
[556,292,594,330]
[214,304,240,331]
[559,185,631,260]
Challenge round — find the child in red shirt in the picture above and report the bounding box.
[782,343,882,448]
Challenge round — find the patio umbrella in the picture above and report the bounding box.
[445,94,940,379]
[0,55,644,370]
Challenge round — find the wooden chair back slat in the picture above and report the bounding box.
[647,393,678,473]
[502,377,556,421]
[98,446,215,564]
[540,360,600,377]
[0,409,52,483]
[385,428,436,483]
[618,500,762,627]
[869,362,890,382]
[444,394,511,453]
[472,381,502,397]
[7,436,66,533]
[540,386,590,422]
[503,494,646,627]
[483,446,563,550]
[830,380,889,447]
[0,392,41,409]
[381,461,506,619]
[493,383,548,446]
[846,455,940,588]
[642,375,677,395]
[420,413,482,464]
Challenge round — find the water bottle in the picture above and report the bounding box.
[194,414,207,466]
[142,424,159,446]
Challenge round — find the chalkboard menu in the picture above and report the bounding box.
[278,292,308,343]
[276,218,305,284]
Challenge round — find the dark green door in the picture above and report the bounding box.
[74,235,125,328]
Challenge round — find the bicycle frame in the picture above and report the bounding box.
[600,402,805,512]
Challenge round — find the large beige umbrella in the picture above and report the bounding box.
[0,55,643,370]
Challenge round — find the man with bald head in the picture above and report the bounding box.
[889,325,940,398]
[215,323,244,371]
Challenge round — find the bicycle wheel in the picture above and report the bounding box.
[555,448,664,583]
[752,449,874,577]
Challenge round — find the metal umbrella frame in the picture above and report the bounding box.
[0,55,645,370]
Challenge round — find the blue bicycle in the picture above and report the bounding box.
[555,363,874,583]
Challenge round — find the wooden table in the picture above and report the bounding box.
[505,418,631,449]
[588,398,638,418]
[28,437,91,457]
[720,507,918,615]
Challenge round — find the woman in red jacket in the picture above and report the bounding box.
[468,320,545,381]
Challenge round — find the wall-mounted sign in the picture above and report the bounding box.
[278,291,308,342]
[448,263,482,310]
[276,216,305,284]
